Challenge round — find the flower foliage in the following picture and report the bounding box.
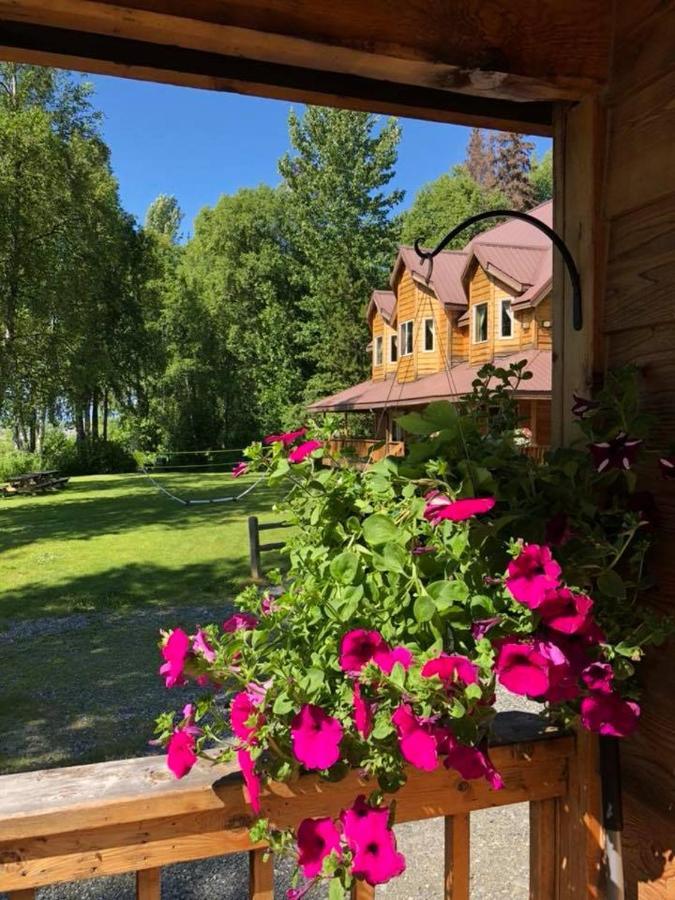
[154,363,671,898]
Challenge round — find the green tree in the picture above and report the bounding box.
[145,193,183,243]
[530,148,553,204]
[278,107,403,401]
[399,166,505,249]
[492,132,536,210]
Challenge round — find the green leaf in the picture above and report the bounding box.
[427,580,468,611]
[382,541,409,574]
[328,877,346,900]
[362,513,400,546]
[598,569,627,599]
[413,592,435,622]
[423,400,458,430]
[329,551,360,584]
[272,693,295,715]
[396,412,437,435]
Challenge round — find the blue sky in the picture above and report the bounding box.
[90,74,552,237]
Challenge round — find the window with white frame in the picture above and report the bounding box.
[374,335,383,366]
[473,302,488,343]
[499,298,514,338]
[423,317,435,351]
[389,333,398,363]
[400,320,414,356]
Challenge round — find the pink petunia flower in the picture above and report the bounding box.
[339,630,387,674]
[223,612,258,633]
[291,704,343,770]
[261,593,279,615]
[581,661,614,694]
[421,653,479,686]
[263,427,307,446]
[392,704,438,771]
[232,461,248,478]
[374,645,414,675]
[580,691,640,737]
[160,628,191,688]
[237,747,261,812]
[167,726,200,779]
[505,543,561,609]
[423,493,495,526]
[494,640,556,698]
[192,628,216,663]
[230,689,265,744]
[589,432,642,473]
[296,817,342,878]
[537,588,595,635]
[572,394,599,419]
[444,741,504,790]
[341,796,406,887]
[352,682,372,739]
[471,616,501,640]
[288,439,323,463]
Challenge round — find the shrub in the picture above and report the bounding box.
[0,449,39,482]
[42,430,137,476]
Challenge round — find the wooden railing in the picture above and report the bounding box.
[0,712,602,899]
[247,516,292,580]
[326,438,406,463]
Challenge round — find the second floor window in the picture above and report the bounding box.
[473,302,488,343]
[400,320,414,356]
[389,333,398,363]
[499,299,514,338]
[423,317,435,351]
[374,335,383,366]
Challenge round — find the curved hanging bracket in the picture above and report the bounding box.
[414,208,583,331]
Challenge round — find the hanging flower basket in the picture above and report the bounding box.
[153,363,670,898]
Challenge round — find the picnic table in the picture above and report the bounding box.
[1,469,69,496]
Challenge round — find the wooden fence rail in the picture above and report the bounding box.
[0,712,602,899]
[247,516,291,580]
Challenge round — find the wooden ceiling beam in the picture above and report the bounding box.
[0,21,555,134]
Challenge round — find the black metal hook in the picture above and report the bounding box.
[414,208,583,331]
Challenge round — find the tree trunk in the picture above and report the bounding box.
[75,408,86,444]
[102,390,109,442]
[91,388,99,441]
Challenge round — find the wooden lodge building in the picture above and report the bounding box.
[309,201,553,456]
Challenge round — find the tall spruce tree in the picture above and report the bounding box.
[278,107,403,401]
[492,132,536,210]
[465,128,496,189]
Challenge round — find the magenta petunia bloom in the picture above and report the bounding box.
[494,640,555,698]
[572,394,599,419]
[296,817,342,878]
[538,588,595,635]
[581,661,614,694]
[339,629,387,674]
[192,628,216,662]
[580,692,640,737]
[341,796,405,887]
[471,616,501,640]
[261,593,279,615]
[291,704,343,770]
[424,493,495,526]
[160,628,191,688]
[374,645,414,675]
[352,682,372,739]
[237,747,261,812]
[288,439,323,463]
[589,432,642,473]
[231,461,248,478]
[421,653,479,686]
[505,543,561,608]
[263,427,307,446]
[659,455,675,479]
[444,742,504,790]
[230,690,264,744]
[223,612,258,633]
[167,727,199,779]
[392,704,438,771]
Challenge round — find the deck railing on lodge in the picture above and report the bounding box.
[328,439,549,465]
[0,712,601,899]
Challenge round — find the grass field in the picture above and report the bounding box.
[0,472,285,773]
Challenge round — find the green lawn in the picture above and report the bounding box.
[0,472,286,773]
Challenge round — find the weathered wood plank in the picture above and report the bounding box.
[249,849,273,900]
[7,890,36,900]
[529,798,557,899]
[136,867,161,900]
[444,814,470,900]
[352,879,375,899]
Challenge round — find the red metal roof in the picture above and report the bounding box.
[394,246,468,307]
[308,350,551,412]
[366,289,396,323]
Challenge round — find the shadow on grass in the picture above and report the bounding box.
[0,561,250,775]
[0,473,285,555]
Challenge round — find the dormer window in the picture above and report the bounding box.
[473,302,488,343]
[499,299,514,338]
[423,317,435,352]
[400,320,414,356]
[389,333,398,363]
[374,335,383,366]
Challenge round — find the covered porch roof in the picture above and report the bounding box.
[308,350,551,412]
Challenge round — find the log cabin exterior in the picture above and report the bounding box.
[1,2,675,898]
[309,202,554,454]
